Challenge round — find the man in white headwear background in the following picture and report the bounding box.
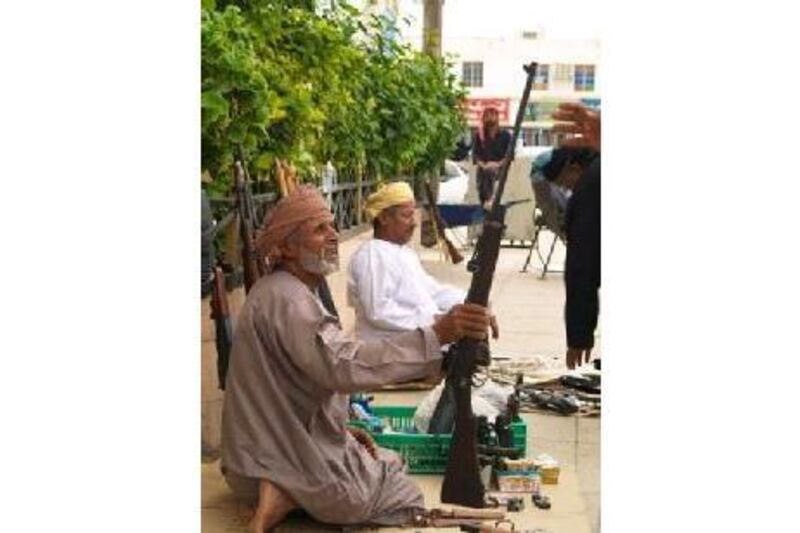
[347,182,499,342]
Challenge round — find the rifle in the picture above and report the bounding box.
[477,445,523,467]
[412,508,506,528]
[460,521,544,533]
[439,62,538,508]
[276,159,299,195]
[237,147,263,224]
[516,386,580,415]
[210,266,233,390]
[275,159,290,198]
[234,160,264,292]
[559,373,601,394]
[424,179,464,264]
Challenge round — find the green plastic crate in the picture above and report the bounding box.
[349,405,527,474]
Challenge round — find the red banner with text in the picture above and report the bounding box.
[465,98,510,125]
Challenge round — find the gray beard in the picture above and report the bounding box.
[299,248,340,276]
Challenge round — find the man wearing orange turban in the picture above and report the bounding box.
[221,185,493,531]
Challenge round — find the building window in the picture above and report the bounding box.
[462,62,483,88]
[524,103,536,122]
[574,65,595,92]
[554,63,572,84]
[526,101,560,122]
[553,132,569,147]
[521,128,535,146]
[538,128,554,146]
[533,64,549,90]
[521,128,558,146]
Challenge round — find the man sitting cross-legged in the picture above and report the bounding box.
[347,181,498,342]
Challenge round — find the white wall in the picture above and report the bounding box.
[360,0,602,136]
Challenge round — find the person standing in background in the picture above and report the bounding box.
[552,103,601,369]
[472,107,513,210]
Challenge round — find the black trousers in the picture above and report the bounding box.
[477,166,499,204]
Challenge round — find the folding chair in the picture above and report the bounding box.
[437,203,486,248]
[521,179,567,278]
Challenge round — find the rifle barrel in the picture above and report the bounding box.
[235,161,263,291]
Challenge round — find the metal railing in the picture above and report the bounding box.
[326,179,378,231]
[207,177,379,239]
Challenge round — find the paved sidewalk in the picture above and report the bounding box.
[202,219,600,532]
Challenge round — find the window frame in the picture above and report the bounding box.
[574,64,596,92]
[462,61,484,88]
[533,64,550,90]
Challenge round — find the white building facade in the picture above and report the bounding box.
[447,31,601,147]
[370,0,602,148]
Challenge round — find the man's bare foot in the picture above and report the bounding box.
[237,502,256,525]
[249,479,297,532]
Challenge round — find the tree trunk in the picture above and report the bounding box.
[420,0,444,247]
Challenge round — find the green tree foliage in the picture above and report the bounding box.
[201,0,466,193]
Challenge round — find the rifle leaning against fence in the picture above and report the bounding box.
[439,62,538,509]
[210,266,233,390]
[234,161,265,292]
[424,179,463,264]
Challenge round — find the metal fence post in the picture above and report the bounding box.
[355,165,363,226]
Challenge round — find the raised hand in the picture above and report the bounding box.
[552,102,601,152]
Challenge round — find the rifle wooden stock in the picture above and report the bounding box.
[423,180,463,264]
[441,62,538,508]
[210,266,233,390]
[444,236,463,264]
[429,508,506,520]
[284,161,298,193]
[211,268,230,317]
[277,159,303,198]
[275,160,289,198]
[414,508,505,529]
[234,161,263,292]
[276,159,298,196]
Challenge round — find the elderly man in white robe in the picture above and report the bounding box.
[347,181,498,342]
[220,185,492,532]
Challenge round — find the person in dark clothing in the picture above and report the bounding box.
[564,156,600,369]
[542,146,600,369]
[472,107,513,209]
